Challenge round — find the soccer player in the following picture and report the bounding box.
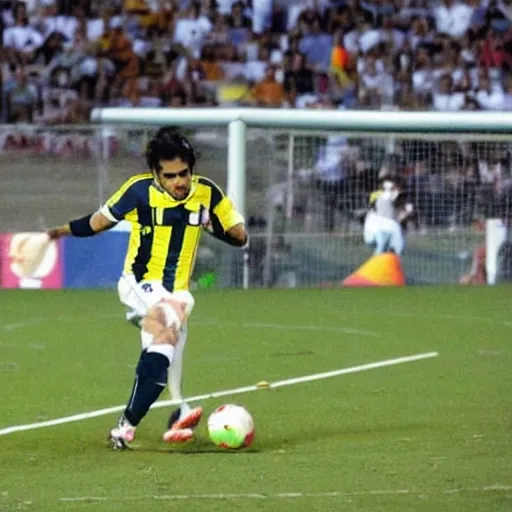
[47,127,248,449]
[363,175,414,256]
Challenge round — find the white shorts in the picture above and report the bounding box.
[117,274,195,325]
[363,211,405,255]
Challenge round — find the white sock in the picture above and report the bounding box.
[147,343,175,365]
[140,330,153,350]
[168,324,187,402]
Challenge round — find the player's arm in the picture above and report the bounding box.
[47,177,140,240]
[204,179,248,247]
[47,211,114,240]
[225,222,248,247]
[205,213,247,247]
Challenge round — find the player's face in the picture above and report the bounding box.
[158,158,192,200]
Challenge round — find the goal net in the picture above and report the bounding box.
[1,124,510,287]
[257,130,512,287]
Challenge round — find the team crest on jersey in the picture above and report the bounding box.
[188,211,200,225]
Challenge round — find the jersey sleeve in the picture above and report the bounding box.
[208,181,244,232]
[369,190,380,206]
[101,178,142,222]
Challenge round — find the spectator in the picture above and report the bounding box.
[359,52,395,107]
[284,51,316,107]
[474,69,505,109]
[502,72,512,108]
[33,31,66,66]
[199,45,225,80]
[39,0,79,41]
[244,46,270,83]
[251,0,273,35]
[3,2,43,65]
[173,1,213,58]
[226,0,251,46]
[100,19,140,104]
[433,0,474,40]
[217,0,238,16]
[220,43,246,80]
[205,11,230,44]
[412,45,435,97]
[248,65,285,106]
[298,17,332,72]
[201,0,220,22]
[44,32,86,90]
[5,67,38,122]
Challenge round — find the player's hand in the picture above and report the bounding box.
[200,207,213,233]
[46,227,62,240]
[46,224,71,240]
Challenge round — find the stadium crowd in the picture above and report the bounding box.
[3,0,512,123]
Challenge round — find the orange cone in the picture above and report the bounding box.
[343,253,405,287]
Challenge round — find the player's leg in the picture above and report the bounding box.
[110,279,184,449]
[363,211,377,249]
[365,212,390,254]
[162,292,203,442]
[163,325,202,442]
[373,230,391,254]
[387,219,405,255]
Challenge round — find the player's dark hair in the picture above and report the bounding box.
[146,127,197,174]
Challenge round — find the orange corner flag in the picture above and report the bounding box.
[343,253,405,287]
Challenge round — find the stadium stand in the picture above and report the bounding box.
[3,0,512,119]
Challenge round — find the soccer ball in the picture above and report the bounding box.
[207,404,255,449]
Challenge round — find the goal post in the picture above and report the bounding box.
[90,108,512,288]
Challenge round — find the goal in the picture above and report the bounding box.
[3,109,510,288]
[90,108,512,288]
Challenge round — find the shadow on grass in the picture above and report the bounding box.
[132,421,428,456]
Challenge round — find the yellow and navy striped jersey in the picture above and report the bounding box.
[104,173,243,291]
[369,189,382,207]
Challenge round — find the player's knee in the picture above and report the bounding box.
[141,317,178,346]
[170,290,195,317]
[141,300,184,345]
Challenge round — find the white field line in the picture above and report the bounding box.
[1,318,44,331]
[3,311,511,334]
[0,352,438,436]
[0,315,378,336]
[58,484,512,502]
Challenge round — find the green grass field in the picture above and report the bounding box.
[1,286,511,511]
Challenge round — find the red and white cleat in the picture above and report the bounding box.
[162,427,194,443]
[162,406,203,443]
[170,406,203,431]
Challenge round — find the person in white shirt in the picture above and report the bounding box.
[173,3,213,59]
[474,72,505,109]
[244,46,270,83]
[412,45,436,96]
[3,2,43,64]
[40,1,78,42]
[251,0,273,34]
[217,0,238,15]
[432,0,474,39]
[432,74,466,111]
